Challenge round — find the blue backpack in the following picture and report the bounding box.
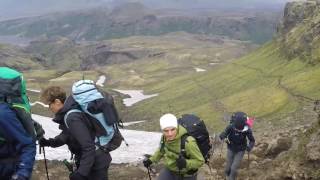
[64,80,124,152]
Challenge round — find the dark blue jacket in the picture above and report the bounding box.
[0,103,36,179]
[219,124,255,152]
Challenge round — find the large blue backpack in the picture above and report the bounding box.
[64,80,124,152]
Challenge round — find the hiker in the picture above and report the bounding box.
[143,113,205,180]
[39,86,111,180]
[0,67,36,180]
[219,111,255,180]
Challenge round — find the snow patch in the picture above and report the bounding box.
[30,101,48,108]
[62,24,71,28]
[209,63,219,66]
[27,89,41,93]
[33,114,161,164]
[194,67,206,72]
[113,89,158,107]
[96,75,106,87]
[122,120,145,127]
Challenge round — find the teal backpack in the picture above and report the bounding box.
[64,80,124,152]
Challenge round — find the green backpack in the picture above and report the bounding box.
[0,67,44,142]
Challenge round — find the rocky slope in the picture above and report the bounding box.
[278,0,320,65]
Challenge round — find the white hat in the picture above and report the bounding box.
[160,113,178,130]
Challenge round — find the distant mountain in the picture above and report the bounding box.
[108,0,289,10]
[0,0,109,20]
[0,2,281,44]
[0,0,290,20]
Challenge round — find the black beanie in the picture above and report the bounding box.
[231,112,247,130]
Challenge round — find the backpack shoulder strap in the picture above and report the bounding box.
[160,135,165,153]
[180,134,189,158]
[64,109,82,128]
[0,131,6,144]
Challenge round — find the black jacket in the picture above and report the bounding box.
[219,124,255,153]
[47,96,111,177]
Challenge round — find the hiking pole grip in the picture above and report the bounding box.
[39,144,42,154]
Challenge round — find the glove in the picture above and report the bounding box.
[69,172,87,180]
[11,174,27,180]
[176,155,187,170]
[246,146,252,152]
[34,120,45,140]
[143,158,152,168]
[39,138,51,147]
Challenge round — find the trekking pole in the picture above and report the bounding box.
[247,152,250,180]
[220,142,223,157]
[42,146,50,180]
[147,167,152,180]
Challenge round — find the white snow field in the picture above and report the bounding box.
[32,114,161,164]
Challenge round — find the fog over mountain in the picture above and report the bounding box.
[0,0,291,20]
[0,0,108,20]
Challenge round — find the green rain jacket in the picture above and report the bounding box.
[150,125,205,175]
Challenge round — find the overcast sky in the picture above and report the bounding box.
[0,0,293,20]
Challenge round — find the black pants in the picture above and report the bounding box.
[0,162,15,180]
[157,168,197,180]
[75,150,111,180]
[87,168,108,180]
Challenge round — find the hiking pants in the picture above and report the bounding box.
[0,162,15,180]
[157,168,197,180]
[87,168,108,180]
[75,150,111,180]
[225,149,245,180]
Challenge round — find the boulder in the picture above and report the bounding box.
[306,130,320,162]
[252,142,268,158]
[265,136,292,158]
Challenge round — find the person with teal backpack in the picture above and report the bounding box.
[0,67,40,180]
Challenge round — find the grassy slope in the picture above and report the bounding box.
[22,18,320,132]
[124,40,320,132]
[0,44,43,70]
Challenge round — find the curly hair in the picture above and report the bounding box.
[40,86,66,105]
